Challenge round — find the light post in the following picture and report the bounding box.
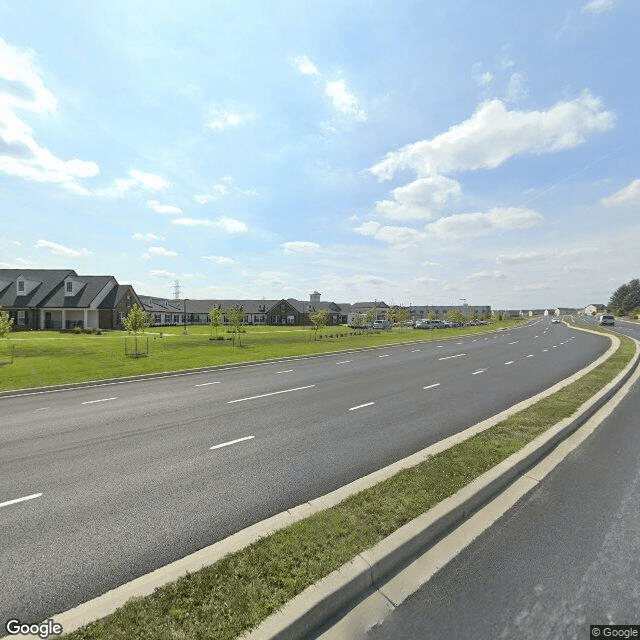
[183,298,188,335]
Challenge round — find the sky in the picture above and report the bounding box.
[0,0,638,310]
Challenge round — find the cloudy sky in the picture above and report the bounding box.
[0,0,638,309]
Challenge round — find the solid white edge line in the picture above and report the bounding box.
[81,397,117,405]
[349,402,375,411]
[210,435,255,450]
[228,384,315,404]
[0,492,42,509]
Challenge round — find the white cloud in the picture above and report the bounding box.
[35,239,91,257]
[207,107,249,132]
[581,0,616,14]
[202,255,234,265]
[496,252,546,264]
[375,176,461,221]
[147,199,183,215]
[369,91,614,181]
[84,169,170,198]
[425,207,542,240]
[600,179,640,207]
[325,79,367,122]
[354,221,425,248]
[0,38,100,188]
[195,178,257,203]
[294,54,319,76]
[282,241,321,253]
[145,246,179,257]
[468,270,505,280]
[505,72,528,103]
[171,217,248,233]
[149,270,176,279]
[132,232,164,242]
[356,207,542,246]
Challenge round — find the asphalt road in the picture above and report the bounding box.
[0,320,610,627]
[366,318,640,640]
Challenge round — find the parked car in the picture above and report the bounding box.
[372,320,392,330]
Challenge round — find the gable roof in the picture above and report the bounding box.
[40,275,116,308]
[0,269,76,308]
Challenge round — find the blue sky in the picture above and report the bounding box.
[0,0,638,309]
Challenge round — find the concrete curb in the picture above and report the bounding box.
[241,328,639,640]
[2,321,622,639]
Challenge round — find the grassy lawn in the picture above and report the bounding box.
[59,322,637,640]
[0,320,522,392]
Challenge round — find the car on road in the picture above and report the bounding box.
[598,314,615,326]
[552,318,560,324]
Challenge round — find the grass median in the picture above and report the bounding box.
[0,320,521,392]
[60,323,637,640]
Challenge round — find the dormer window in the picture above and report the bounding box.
[18,280,24,292]
[66,281,73,293]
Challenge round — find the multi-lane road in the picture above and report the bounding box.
[1,320,610,627]
[362,317,640,640]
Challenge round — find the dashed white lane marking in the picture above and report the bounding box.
[472,369,487,375]
[411,349,421,352]
[438,353,466,361]
[228,385,315,404]
[35,407,49,411]
[210,435,254,450]
[505,361,514,365]
[335,360,351,365]
[349,402,375,411]
[423,383,441,390]
[195,381,221,387]
[526,354,534,358]
[552,345,558,348]
[276,369,294,374]
[0,493,42,509]
[543,349,548,352]
[82,397,117,405]
[378,354,390,359]
[508,341,519,345]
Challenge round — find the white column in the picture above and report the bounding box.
[84,309,88,328]
[61,309,66,329]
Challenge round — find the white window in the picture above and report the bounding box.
[165,314,171,323]
[66,281,73,293]
[17,310,26,325]
[18,280,24,292]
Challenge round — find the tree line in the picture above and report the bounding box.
[608,278,640,318]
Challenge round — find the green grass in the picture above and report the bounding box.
[60,322,637,640]
[0,320,522,392]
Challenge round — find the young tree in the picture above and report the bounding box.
[208,306,222,338]
[0,308,14,339]
[363,308,375,327]
[225,305,245,346]
[123,304,150,354]
[309,309,328,339]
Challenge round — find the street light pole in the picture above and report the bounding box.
[183,298,188,335]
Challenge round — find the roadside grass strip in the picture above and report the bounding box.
[59,325,636,640]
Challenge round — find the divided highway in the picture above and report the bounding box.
[0,320,610,627]
[365,318,640,640]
